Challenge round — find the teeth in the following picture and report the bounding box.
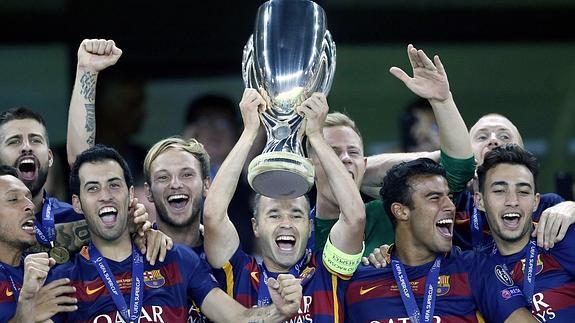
[276,235,295,242]
[503,213,520,219]
[168,194,189,201]
[22,220,35,229]
[436,219,453,225]
[99,206,117,215]
[20,158,34,165]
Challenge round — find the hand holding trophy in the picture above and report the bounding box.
[242,0,336,199]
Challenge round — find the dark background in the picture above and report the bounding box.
[0,0,574,194]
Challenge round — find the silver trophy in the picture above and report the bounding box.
[242,0,336,199]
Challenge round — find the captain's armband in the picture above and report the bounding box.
[322,237,364,277]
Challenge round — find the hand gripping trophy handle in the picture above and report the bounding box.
[242,0,336,199]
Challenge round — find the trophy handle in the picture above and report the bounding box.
[321,30,337,96]
[302,30,336,99]
[242,35,261,90]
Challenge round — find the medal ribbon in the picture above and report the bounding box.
[89,243,144,323]
[491,239,538,304]
[35,193,55,247]
[391,256,441,323]
[257,249,310,307]
[470,207,484,249]
[0,264,20,301]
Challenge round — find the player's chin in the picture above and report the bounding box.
[434,239,452,254]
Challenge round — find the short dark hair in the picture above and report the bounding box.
[186,94,239,129]
[70,144,133,197]
[0,107,49,144]
[0,165,20,178]
[380,158,446,226]
[476,144,539,193]
[399,98,433,152]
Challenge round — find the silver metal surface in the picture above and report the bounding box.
[242,0,336,155]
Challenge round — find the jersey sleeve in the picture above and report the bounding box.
[469,253,529,321]
[439,151,476,194]
[550,225,575,277]
[220,247,254,296]
[178,246,219,306]
[0,282,16,322]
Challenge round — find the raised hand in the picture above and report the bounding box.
[34,278,78,321]
[239,88,267,132]
[295,92,329,138]
[20,253,54,301]
[77,39,123,73]
[532,201,575,250]
[390,44,450,102]
[267,274,302,318]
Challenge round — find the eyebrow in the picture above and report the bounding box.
[491,181,532,189]
[424,191,445,198]
[83,177,123,187]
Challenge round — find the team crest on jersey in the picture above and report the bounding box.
[299,266,316,285]
[519,254,544,275]
[436,275,450,296]
[494,265,514,287]
[144,270,165,288]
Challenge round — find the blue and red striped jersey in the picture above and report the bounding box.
[221,248,348,323]
[0,261,23,322]
[345,247,529,322]
[49,244,218,322]
[494,225,575,322]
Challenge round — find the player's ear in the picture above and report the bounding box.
[252,217,260,238]
[474,191,486,212]
[391,202,409,222]
[72,194,84,214]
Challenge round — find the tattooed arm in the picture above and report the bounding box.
[66,39,122,166]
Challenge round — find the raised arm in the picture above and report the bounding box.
[390,44,472,160]
[298,93,365,255]
[362,44,473,198]
[203,88,266,268]
[362,151,440,198]
[66,39,122,166]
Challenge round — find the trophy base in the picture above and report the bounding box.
[248,151,314,199]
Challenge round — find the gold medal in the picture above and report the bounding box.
[49,246,70,264]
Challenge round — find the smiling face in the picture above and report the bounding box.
[475,163,540,245]
[145,149,208,228]
[0,175,36,250]
[401,175,456,254]
[313,125,366,204]
[0,119,53,197]
[72,160,133,243]
[470,115,522,165]
[252,195,311,272]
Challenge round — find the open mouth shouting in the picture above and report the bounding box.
[21,217,36,236]
[275,235,296,253]
[99,206,118,227]
[17,156,38,182]
[436,217,454,239]
[167,194,189,211]
[501,212,521,230]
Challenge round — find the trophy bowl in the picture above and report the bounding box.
[242,0,336,199]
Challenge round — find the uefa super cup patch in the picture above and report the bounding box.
[494,265,514,287]
[144,270,166,288]
[500,287,523,300]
